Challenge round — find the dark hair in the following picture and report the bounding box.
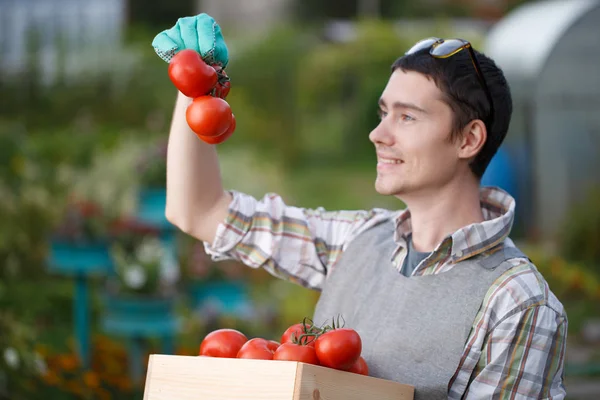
[392,47,512,178]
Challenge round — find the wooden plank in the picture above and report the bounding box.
[144,355,299,400]
[295,363,414,400]
[144,355,414,400]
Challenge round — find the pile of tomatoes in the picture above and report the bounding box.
[168,49,235,145]
[198,318,369,376]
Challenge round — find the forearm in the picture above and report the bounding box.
[204,191,386,290]
[165,91,231,243]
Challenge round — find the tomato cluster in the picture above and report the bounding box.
[198,317,368,376]
[167,49,235,144]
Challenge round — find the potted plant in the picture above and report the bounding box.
[101,218,181,347]
[100,219,181,382]
[178,236,251,320]
[48,139,138,275]
[48,197,116,275]
[106,218,180,298]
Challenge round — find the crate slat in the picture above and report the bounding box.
[144,355,414,400]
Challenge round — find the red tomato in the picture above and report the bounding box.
[315,328,362,370]
[267,340,280,352]
[273,343,320,365]
[215,80,231,99]
[237,338,275,360]
[210,64,231,99]
[211,64,224,75]
[186,96,233,137]
[280,323,318,347]
[199,329,248,358]
[168,49,218,98]
[347,356,369,375]
[198,114,235,145]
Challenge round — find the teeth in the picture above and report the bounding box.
[379,159,402,164]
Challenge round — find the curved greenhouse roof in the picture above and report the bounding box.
[484,0,599,82]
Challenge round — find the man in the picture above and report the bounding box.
[161,19,567,399]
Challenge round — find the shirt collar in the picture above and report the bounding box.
[393,186,516,262]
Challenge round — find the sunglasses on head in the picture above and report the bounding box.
[405,37,494,130]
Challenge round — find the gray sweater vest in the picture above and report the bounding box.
[312,220,526,399]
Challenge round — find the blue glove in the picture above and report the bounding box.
[152,13,229,67]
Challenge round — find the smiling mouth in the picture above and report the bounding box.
[378,158,403,164]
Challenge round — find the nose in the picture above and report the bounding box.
[369,120,393,146]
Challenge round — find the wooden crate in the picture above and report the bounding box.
[144,354,414,400]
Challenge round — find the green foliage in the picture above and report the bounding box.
[127,0,195,30]
[0,34,174,134]
[526,245,600,334]
[227,20,422,168]
[0,312,44,399]
[293,0,473,21]
[559,187,600,278]
[135,139,168,189]
[297,19,416,163]
[0,124,67,280]
[225,26,316,167]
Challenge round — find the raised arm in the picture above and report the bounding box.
[164,91,232,243]
[203,191,388,291]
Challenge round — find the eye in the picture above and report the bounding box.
[399,114,415,122]
[378,109,388,120]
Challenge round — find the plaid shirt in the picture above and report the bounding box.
[205,187,568,399]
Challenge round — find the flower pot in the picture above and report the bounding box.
[48,240,112,276]
[100,293,180,383]
[101,294,180,338]
[47,239,113,369]
[188,280,251,317]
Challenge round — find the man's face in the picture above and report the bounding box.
[369,69,462,198]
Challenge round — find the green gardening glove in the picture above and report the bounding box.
[152,13,229,67]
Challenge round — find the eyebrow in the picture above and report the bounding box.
[378,99,428,114]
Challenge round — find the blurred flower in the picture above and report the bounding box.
[160,252,180,285]
[57,354,79,371]
[136,237,164,264]
[34,353,47,375]
[123,264,147,290]
[110,233,180,296]
[3,347,20,369]
[83,371,100,388]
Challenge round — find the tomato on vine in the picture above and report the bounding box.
[348,356,369,375]
[198,114,236,145]
[237,338,277,360]
[168,49,217,98]
[280,318,320,347]
[186,96,233,137]
[273,343,320,365]
[211,64,231,99]
[314,316,362,371]
[199,329,248,358]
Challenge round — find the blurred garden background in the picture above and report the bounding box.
[1,0,599,398]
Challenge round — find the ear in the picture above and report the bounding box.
[457,119,487,161]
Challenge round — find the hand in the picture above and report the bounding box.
[152,13,229,67]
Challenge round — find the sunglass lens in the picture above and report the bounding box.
[405,37,440,55]
[430,39,469,57]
